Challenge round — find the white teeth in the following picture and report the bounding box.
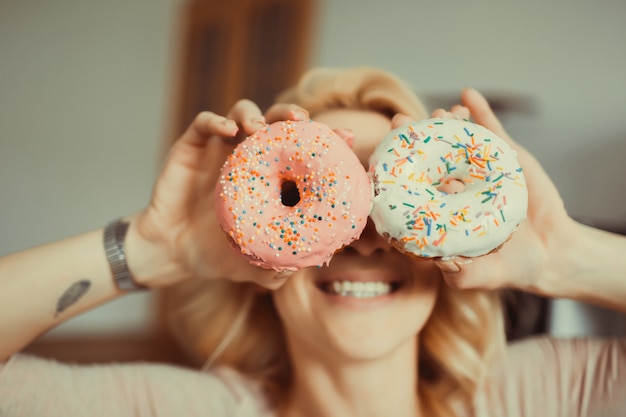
[325,281,392,298]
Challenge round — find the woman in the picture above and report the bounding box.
[1,67,625,416]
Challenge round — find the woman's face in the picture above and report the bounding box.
[271,109,441,362]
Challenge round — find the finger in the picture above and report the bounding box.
[461,88,541,172]
[434,258,461,273]
[180,112,238,147]
[391,113,414,129]
[430,108,451,119]
[333,128,355,148]
[434,255,504,290]
[461,88,512,142]
[450,105,470,120]
[253,269,294,290]
[264,103,309,124]
[226,99,266,141]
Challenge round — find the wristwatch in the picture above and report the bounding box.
[104,219,146,291]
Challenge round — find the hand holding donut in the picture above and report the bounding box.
[371,110,528,260]
[126,100,313,290]
[427,89,577,292]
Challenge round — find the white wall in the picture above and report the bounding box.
[312,1,626,223]
[1,0,625,338]
[0,0,184,336]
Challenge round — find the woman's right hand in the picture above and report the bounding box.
[126,100,310,290]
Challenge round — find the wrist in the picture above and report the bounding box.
[524,217,581,299]
[123,213,191,288]
[104,219,146,291]
[527,219,623,309]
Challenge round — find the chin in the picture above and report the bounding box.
[321,318,424,362]
[272,252,440,364]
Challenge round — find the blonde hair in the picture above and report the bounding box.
[166,67,505,416]
[275,66,428,119]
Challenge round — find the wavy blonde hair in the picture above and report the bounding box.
[166,67,505,416]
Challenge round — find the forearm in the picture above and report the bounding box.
[534,222,626,313]
[0,228,123,360]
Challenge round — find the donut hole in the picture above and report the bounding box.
[281,179,301,207]
[437,178,465,195]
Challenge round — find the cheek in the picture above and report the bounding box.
[403,263,442,322]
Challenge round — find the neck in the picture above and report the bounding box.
[282,337,420,417]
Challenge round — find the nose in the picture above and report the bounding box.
[346,218,391,257]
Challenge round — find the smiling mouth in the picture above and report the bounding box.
[318,280,403,298]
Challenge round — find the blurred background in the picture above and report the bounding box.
[1,0,625,362]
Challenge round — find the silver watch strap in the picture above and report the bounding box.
[104,219,145,291]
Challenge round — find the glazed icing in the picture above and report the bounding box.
[369,118,528,258]
[216,120,372,271]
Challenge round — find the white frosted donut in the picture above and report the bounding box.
[369,118,528,258]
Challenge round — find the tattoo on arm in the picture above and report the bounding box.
[55,280,91,317]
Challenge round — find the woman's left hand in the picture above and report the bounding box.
[394,89,578,292]
[392,90,626,313]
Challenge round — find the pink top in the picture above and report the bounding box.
[1,336,624,416]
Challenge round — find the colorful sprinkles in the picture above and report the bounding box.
[370,118,528,258]
[216,120,370,269]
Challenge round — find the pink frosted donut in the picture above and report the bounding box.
[216,120,372,271]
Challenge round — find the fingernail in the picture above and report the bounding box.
[275,270,293,280]
[455,258,473,266]
[223,120,238,133]
[252,117,266,130]
[334,128,355,148]
[436,260,460,273]
[392,113,411,126]
[291,110,309,121]
[391,113,404,123]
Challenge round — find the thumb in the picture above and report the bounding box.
[252,269,295,290]
[434,257,467,289]
[434,256,495,290]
